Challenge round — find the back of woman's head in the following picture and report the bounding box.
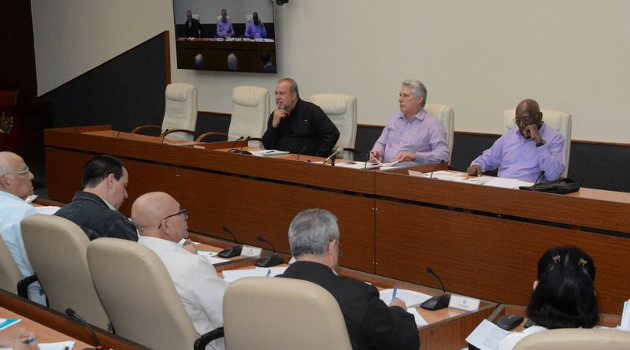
[526,246,599,329]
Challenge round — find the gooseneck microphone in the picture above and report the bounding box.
[322,148,343,165]
[296,145,307,161]
[65,308,102,349]
[420,267,451,310]
[429,160,446,179]
[217,226,242,258]
[228,136,245,153]
[534,170,546,185]
[255,235,283,267]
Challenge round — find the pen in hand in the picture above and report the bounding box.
[23,338,35,344]
[391,285,398,302]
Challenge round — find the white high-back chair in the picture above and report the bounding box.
[21,215,111,330]
[223,277,353,350]
[504,108,572,177]
[513,328,630,350]
[196,86,270,148]
[425,103,455,164]
[132,83,199,141]
[87,238,218,350]
[0,236,25,295]
[310,93,358,159]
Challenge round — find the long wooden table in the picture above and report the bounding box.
[0,289,149,349]
[44,125,630,314]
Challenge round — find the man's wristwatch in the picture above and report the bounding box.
[536,139,546,147]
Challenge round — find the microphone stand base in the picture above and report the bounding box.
[420,294,450,310]
[256,255,283,267]
[217,246,242,258]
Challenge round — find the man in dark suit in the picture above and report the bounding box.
[279,209,419,350]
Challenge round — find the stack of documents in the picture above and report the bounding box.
[251,150,290,156]
[222,266,287,283]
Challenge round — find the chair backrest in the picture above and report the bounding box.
[87,238,198,350]
[424,103,455,163]
[513,328,630,350]
[223,277,353,350]
[503,108,572,177]
[310,93,357,159]
[20,214,110,329]
[229,86,270,148]
[162,83,198,141]
[0,236,23,294]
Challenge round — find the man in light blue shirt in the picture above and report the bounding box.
[370,80,450,167]
[0,151,45,305]
[216,9,234,38]
[244,12,267,39]
[467,99,565,182]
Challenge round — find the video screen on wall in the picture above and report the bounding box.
[172,0,277,73]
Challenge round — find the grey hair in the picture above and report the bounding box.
[402,79,427,106]
[288,209,339,257]
[277,78,299,97]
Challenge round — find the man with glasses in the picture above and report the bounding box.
[132,192,228,350]
[279,209,420,350]
[0,151,46,305]
[467,99,565,182]
[55,155,137,241]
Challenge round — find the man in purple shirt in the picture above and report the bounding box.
[244,12,267,39]
[216,9,234,38]
[370,80,450,167]
[467,99,565,182]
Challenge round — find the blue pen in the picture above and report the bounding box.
[392,285,398,302]
[23,338,35,344]
[266,269,271,277]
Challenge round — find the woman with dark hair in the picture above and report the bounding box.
[499,246,599,350]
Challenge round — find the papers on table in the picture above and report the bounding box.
[0,318,20,330]
[35,206,61,215]
[222,266,288,283]
[621,299,630,330]
[406,307,428,326]
[197,250,229,265]
[335,162,380,170]
[379,288,431,308]
[407,170,533,189]
[39,341,75,350]
[251,149,290,157]
[465,319,510,350]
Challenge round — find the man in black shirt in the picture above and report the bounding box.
[262,78,339,157]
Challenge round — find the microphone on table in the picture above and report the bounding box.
[65,308,102,350]
[429,160,446,179]
[255,235,284,267]
[296,145,307,161]
[217,226,242,258]
[238,136,253,155]
[534,170,545,185]
[322,148,343,166]
[420,267,451,310]
[228,136,245,153]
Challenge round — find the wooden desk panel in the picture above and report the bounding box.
[374,200,630,313]
[176,167,375,272]
[375,171,630,233]
[0,290,148,349]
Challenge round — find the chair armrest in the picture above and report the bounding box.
[17,274,39,299]
[131,125,162,134]
[162,129,199,139]
[195,132,228,142]
[195,327,224,350]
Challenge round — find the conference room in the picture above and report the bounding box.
[2,1,630,349]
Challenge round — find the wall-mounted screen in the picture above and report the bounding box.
[172,0,277,73]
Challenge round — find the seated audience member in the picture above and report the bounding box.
[0,151,45,305]
[262,78,340,157]
[216,9,234,38]
[499,246,599,350]
[370,80,450,167]
[227,52,238,71]
[132,192,228,350]
[55,155,137,241]
[260,50,276,73]
[184,10,202,38]
[467,99,565,182]
[244,11,267,39]
[279,208,420,350]
[0,326,38,349]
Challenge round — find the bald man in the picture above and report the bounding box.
[131,192,228,350]
[0,152,45,305]
[467,99,565,182]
